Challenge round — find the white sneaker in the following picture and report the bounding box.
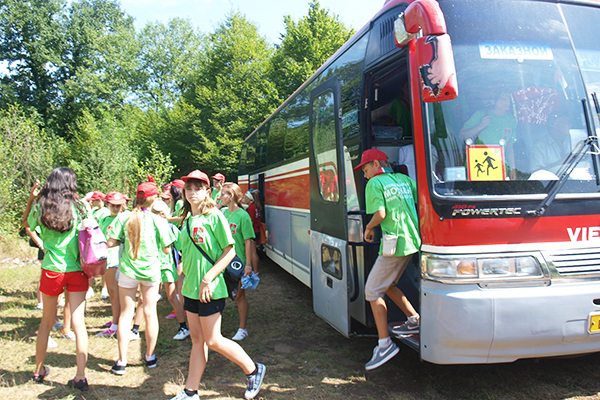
[101,288,109,299]
[173,326,190,340]
[36,302,43,310]
[157,294,163,301]
[232,328,248,341]
[57,300,65,308]
[47,336,58,348]
[129,330,140,341]
[170,390,199,400]
[86,287,94,299]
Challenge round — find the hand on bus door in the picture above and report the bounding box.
[364,227,375,243]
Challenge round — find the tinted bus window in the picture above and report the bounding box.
[239,143,249,175]
[285,92,310,159]
[312,90,340,203]
[256,124,269,169]
[246,134,257,173]
[268,113,286,165]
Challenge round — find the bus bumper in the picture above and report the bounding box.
[420,279,600,364]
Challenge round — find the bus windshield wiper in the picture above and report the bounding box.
[527,98,600,217]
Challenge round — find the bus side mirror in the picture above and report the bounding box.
[416,34,458,102]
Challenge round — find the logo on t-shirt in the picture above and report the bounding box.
[230,223,238,235]
[192,226,206,244]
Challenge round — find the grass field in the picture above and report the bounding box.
[1,246,600,400]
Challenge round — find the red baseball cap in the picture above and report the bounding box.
[212,173,225,182]
[353,149,388,171]
[159,190,171,200]
[89,191,106,201]
[182,170,210,186]
[136,182,159,198]
[172,179,185,189]
[105,191,126,205]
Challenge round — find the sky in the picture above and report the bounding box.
[118,0,385,43]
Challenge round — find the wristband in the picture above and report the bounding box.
[245,266,252,269]
[201,278,211,285]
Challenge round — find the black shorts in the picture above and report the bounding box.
[184,296,226,317]
[252,231,260,242]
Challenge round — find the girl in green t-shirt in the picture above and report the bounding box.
[221,183,256,342]
[170,170,265,400]
[97,191,127,338]
[23,167,91,391]
[107,180,176,375]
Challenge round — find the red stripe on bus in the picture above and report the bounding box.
[265,172,310,209]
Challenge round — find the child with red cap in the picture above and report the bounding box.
[97,191,127,338]
[169,170,265,400]
[107,177,177,375]
[353,149,421,370]
[211,173,225,209]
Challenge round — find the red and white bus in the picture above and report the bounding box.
[238,0,600,364]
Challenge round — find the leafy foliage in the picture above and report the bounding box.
[270,0,355,100]
[0,0,356,237]
[0,105,66,234]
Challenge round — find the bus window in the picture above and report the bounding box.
[321,244,342,280]
[285,93,310,159]
[370,63,412,144]
[256,124,269,169]
[312,90,340,203]
[428,0,598,196]
[268,113,286,165]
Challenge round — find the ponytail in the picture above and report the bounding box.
[126,196,155,260]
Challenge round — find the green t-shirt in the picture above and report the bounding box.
[222,207,255,265]
[109,210,176,281]
[173,199,184,216]
[463,109,517,145]
[365,172,421,257]
[159,223,180,270]
[99,213,120,267]
[175,209,234,301]
[211,189,221,204]
[92,206,110,221]
[27,202,88,273]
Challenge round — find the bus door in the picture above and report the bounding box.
[309,77,351,337]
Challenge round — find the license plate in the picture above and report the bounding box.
[588,313,600,334]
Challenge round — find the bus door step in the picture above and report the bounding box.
[388,322,419,352]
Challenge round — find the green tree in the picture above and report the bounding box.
[0,105,66,234]
[136,18,205,110]
[68,108,138,196]
[0,0,66,121]
[187,11,279,178]
[270,0,355,100]
[57,0,139,135]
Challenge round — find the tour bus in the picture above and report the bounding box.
[238,0,600,364]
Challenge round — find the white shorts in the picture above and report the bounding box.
[118,273,160,289]
[365,254,412,301]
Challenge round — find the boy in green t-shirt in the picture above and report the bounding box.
[353,149,421,371]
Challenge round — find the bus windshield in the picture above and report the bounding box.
[428,0,600,198]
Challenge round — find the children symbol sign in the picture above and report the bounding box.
[467,145,506,181]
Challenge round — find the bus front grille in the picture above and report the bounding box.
[547,249,600,275]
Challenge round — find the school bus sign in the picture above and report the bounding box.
[467,145,506,181]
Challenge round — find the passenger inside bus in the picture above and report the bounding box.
[529,111,572,176]
[459,84,518,180]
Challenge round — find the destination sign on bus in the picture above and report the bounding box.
[479,41,554,61]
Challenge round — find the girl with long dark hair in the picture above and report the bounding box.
[23,167,90,391]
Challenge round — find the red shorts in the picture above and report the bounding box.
[39,269,89,296]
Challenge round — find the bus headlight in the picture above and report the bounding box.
[423,254,545,282]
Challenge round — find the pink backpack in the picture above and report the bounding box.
[79,218,108,278]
